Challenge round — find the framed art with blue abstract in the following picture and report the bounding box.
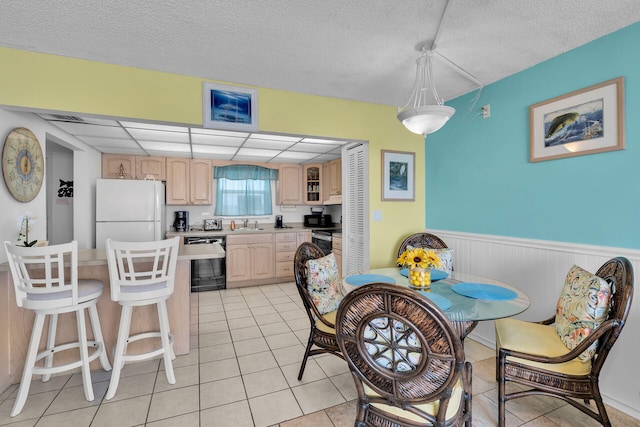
[530,77,624,162]
[381,150,414,201]
[203,82,258,131]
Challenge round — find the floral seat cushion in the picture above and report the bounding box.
[555,265,611,361]
[306,252,343,314]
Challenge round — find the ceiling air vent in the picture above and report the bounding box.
[49,114,86,122]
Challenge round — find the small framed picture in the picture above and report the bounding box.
[530,77,624,162]
[203,82,258,132]
[381,150,414,201]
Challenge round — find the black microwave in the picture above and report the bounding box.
[304,214,332,228]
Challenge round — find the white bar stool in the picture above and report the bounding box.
[4,240,112,417]
[104,237,179,400]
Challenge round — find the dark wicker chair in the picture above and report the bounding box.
[496,257,634,427]
[397,232,449,259]
[294,242,344,380]
[336,283,472,427]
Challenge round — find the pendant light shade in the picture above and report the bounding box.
[397,50,455,135]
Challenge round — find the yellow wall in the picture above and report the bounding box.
[0,47,425,267]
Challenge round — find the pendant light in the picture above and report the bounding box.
[397,47,455,136]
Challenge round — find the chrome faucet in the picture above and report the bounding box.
[243,219,248,228]
[254,221,258,229]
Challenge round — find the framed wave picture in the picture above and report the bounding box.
[203,82,258,131]
[381,150,414,201]
[530,77,624,162]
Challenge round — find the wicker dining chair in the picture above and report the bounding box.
[397,232,449,259]
[495,257,634,427]
[336,283,472,427]
[294,242,344,380]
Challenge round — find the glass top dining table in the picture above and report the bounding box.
[342,267,530,338]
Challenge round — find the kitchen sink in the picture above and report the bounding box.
[231,227,264,232]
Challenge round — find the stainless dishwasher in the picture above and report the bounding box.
[184,236,226,292]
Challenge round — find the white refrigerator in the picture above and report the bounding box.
[95,179,166,249]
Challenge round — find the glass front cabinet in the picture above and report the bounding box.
[303,164,322,205]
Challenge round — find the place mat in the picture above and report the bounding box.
[417,291,452,311]
[344,274,396,287]
[399,268,448,281]
[451,283,518,301]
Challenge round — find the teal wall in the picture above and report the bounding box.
[426,22,640,249]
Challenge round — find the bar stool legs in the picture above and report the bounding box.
[105,300,175,400]
[11,304,112,417]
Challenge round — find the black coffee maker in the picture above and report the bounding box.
[173,211,189,232]
[275,215,283,228]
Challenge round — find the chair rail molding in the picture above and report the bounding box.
[427,228,640,421]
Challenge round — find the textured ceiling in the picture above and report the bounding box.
[2,1,639,160]
[3,0,640,107]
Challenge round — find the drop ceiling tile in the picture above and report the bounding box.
[127,128,190,142]
[139,141,191,153]
[243,138,295,150]
[146,150,192,158]
[192,145,238,155]
[289,142,339,153]
[237,147,283,158]
[274,151,318,161]
[232,155,279,163]
[97,146,147,155]
[249,134,301,142]
[77,136,138,148]
[49,122,130,138]
[191,133,245,146]
[121,122,188,132]
[191,128,249,138]
[300,137,347,145]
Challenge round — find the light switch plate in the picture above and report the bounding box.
[373,210,382,222]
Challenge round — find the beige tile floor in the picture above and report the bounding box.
[0,281,639,426]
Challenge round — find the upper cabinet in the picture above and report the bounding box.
[135,156,166,180]
[277,164,303,205]
[328,159,342,196]
[304,164,323,205]
[166,158,212,205]
[102,154,166,180]
[102,154,135,179]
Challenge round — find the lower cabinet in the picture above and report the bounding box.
[275,231,312,279]
[227,234,274,284]
[332,234,343,278]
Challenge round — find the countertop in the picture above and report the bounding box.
[0,244,224,272]
[166,223,341,239]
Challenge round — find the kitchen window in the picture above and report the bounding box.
[213,165,277,216]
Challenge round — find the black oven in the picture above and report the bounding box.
[184,236,226,292]
[311,230,332,255]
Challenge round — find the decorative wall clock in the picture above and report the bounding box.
[2,127,45,202]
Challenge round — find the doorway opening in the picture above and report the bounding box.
[45,139,74,245]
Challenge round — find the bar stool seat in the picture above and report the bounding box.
[104,237,179,400]
[4,241,112,417]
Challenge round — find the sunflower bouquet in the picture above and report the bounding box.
[397,247,442,288]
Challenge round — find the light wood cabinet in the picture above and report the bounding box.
[135,156,166,180]
[275,231,313,279]
[102,154,167,180]
[278,164,303,205]
[328,159,342,196]
[190,158,212,204]
[332,234,343,278]
[227,234,274,283]
[303,164,323,205]
[102,154,135,179]
[297,231,311,247]
[166,157,212,205]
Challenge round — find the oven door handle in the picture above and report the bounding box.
[312,233,332,242]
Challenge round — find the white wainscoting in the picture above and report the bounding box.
[428,229,640,420]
